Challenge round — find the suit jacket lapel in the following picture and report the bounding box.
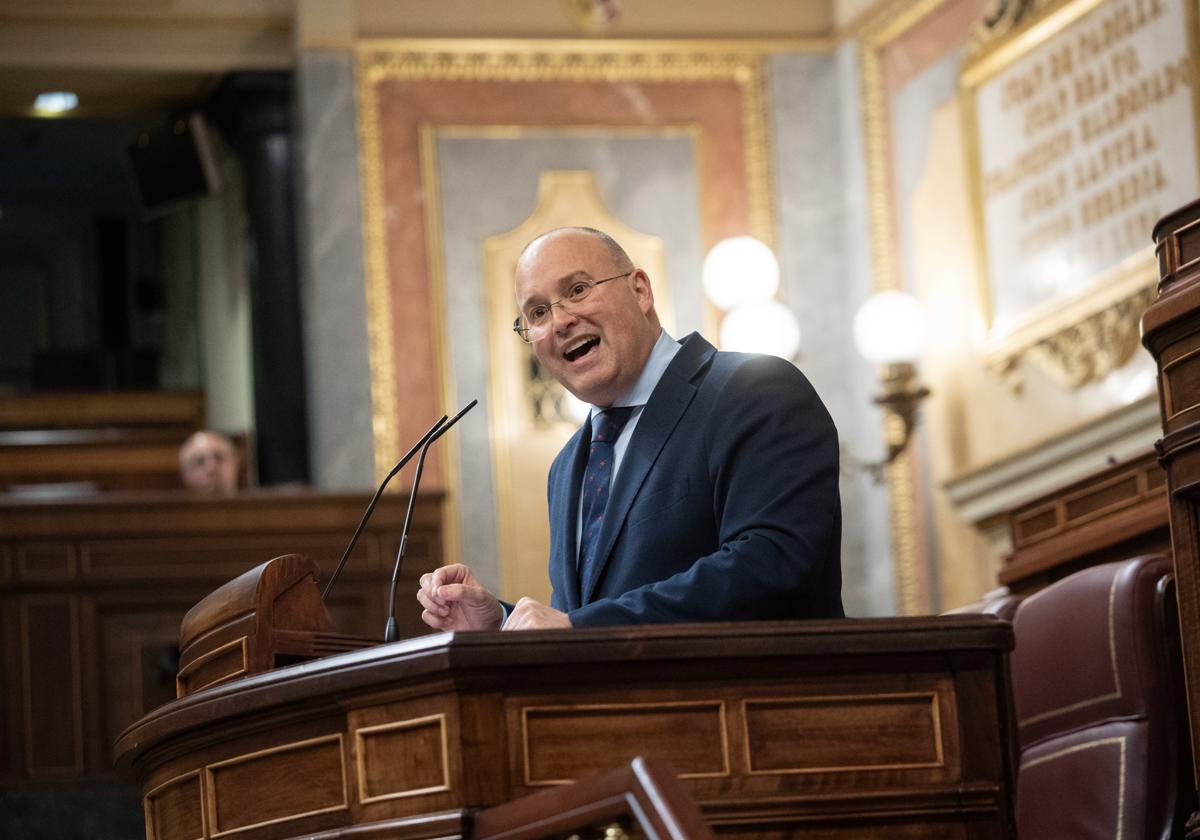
[580,334,716,603]
[549,421,590,611]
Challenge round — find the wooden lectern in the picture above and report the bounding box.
[116,556,1018,839]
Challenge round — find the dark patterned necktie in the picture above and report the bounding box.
[578,406,636,589]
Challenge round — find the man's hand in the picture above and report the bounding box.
[502,597,572,631]
[417,564,504,631]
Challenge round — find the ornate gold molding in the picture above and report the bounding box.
[357,39,777,484]
[984,250,1159,389]
[858,0,951,616]
[354,74,400,483]
[962,0,1107,81]
[1021,289,1157,388]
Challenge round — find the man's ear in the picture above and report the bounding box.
[630,269,654,314]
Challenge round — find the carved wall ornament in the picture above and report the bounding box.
[1011,284,1157,388]
[966,0,1048,58]
[981,250,1159,390]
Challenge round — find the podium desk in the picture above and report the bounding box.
[115,618,1017,839]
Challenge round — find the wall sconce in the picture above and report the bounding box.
[851,290,931,480]
[703,236,802,360]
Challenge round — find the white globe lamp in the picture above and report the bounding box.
[702,236,780,311]
[718,300,801,360]
[852,290,927,365]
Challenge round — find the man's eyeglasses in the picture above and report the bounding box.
[512,271,631,343]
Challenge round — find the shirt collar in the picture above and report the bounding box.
[589,329,682,418]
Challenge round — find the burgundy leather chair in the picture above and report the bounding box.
[1010,554,1190,839]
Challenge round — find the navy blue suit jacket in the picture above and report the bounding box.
[548,332,843,627]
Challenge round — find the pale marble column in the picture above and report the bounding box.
[295,48,375,490]
[771,50,896,617]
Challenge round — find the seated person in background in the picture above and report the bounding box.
[179,431,239,496]
[417,226,843,631]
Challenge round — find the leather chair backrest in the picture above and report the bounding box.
[1010,554,1183,840]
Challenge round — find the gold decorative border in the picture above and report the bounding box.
[354,713,452,803]
[519,700,731,785]
[959,0,1200,388]
[417,123,463,573]
[356,39,777,484]
[354,57,401,485]
[859,0,951,615]
[741,691,945,774]
[983,250,1157,388]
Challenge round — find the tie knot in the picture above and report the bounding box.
[592,406,636,443]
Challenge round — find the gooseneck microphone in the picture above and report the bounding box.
[321,414,448,602]
[383,399,477,643]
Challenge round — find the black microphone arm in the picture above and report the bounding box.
[383,399,478,643]
[320,413,448,602]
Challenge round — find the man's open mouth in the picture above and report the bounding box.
[563,337,600,362]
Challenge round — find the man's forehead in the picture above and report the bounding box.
[188,433,232,453]
[514,232,608,299]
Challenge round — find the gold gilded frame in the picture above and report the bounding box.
[859,0,955,615]
[356,39,780,565]
[959,0,1200,387]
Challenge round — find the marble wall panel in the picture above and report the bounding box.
[297,49,375,490]
[772,50,895,617]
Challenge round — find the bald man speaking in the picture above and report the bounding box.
[418,227,843,631]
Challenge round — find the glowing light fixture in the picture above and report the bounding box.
[851,290,931,480]
[33,91,78,116]
[719,300,802,360]
[853,290,927,364]
[701,236,780,311]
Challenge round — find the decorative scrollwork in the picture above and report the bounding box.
[966,0,1047,56]
[988,285,1156,389]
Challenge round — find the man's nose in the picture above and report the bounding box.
[550,303,578,332]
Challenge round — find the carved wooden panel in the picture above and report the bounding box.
[355,714,450,803]
[1171,215,1200,271]
[175,638,247,697]
[119,620,1017,839]
[520,701,730,785]
[1003,450,1170,591]
[145,771,205,840]
[742,692,944,774]
[1163,345,1200,423]
[204,735,348,837]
